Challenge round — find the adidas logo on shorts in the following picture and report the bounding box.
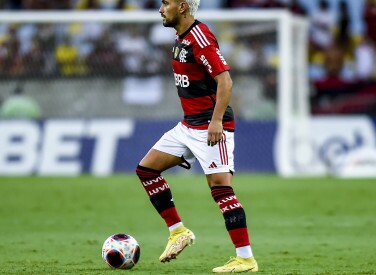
[208,162,217,169]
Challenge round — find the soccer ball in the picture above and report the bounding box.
[101,233,141,269]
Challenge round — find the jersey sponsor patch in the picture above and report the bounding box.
[199,54,213,73]
[174,47,180,59]
[174,73,190,88]
[216,48,228,65]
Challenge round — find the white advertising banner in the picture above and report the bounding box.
[0,119,135,176]
[311,116,376,178]
[276,116,376,178]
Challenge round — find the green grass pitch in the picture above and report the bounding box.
[0,174,375,274]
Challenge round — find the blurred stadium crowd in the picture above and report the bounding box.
[0,0,375,115]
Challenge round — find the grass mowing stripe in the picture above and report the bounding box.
[0,175,375,274]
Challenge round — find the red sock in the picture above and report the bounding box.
[136,165,181,227]
[211,186,250,248]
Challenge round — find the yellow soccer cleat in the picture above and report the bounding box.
[212,256,258,273]
[159,226,195,263]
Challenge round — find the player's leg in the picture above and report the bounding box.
[207,173,252,255]
[189,130,258,272]
[136,124,195,263]
[207,173,258,272]
[137,148,184,230]
[136,149,195,262]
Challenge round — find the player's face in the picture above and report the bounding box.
[159,0,180,28]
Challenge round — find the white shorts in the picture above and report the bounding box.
[153,122,235,175]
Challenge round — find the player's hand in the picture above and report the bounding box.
[207,120,223,146]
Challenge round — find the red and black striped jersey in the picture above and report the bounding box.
[172,20,235,131]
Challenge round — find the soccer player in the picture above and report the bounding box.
[135,0,258,272]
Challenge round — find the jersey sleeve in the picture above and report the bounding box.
[192,29,230,78]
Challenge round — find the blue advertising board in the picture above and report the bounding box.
[1,117,375,176]
[0,119,276,176]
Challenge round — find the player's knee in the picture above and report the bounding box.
[206,172,232,187]
[135,165,143,178]
[136,165,161,180]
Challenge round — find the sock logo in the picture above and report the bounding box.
[138,172,170,197]
[142,176,164,186]
[217,195,236,205]
[147,182,170,196]
[217,195,243,214]
[220,203,242,214]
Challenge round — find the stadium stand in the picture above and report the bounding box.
[0,0,375,116]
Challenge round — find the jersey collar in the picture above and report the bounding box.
[178,20,200,39]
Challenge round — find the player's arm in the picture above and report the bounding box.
[207,71,232,147]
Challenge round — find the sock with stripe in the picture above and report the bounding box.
[136,165,181,227]
[211,185,253,258]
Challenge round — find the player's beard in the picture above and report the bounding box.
[162,13,179,28]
